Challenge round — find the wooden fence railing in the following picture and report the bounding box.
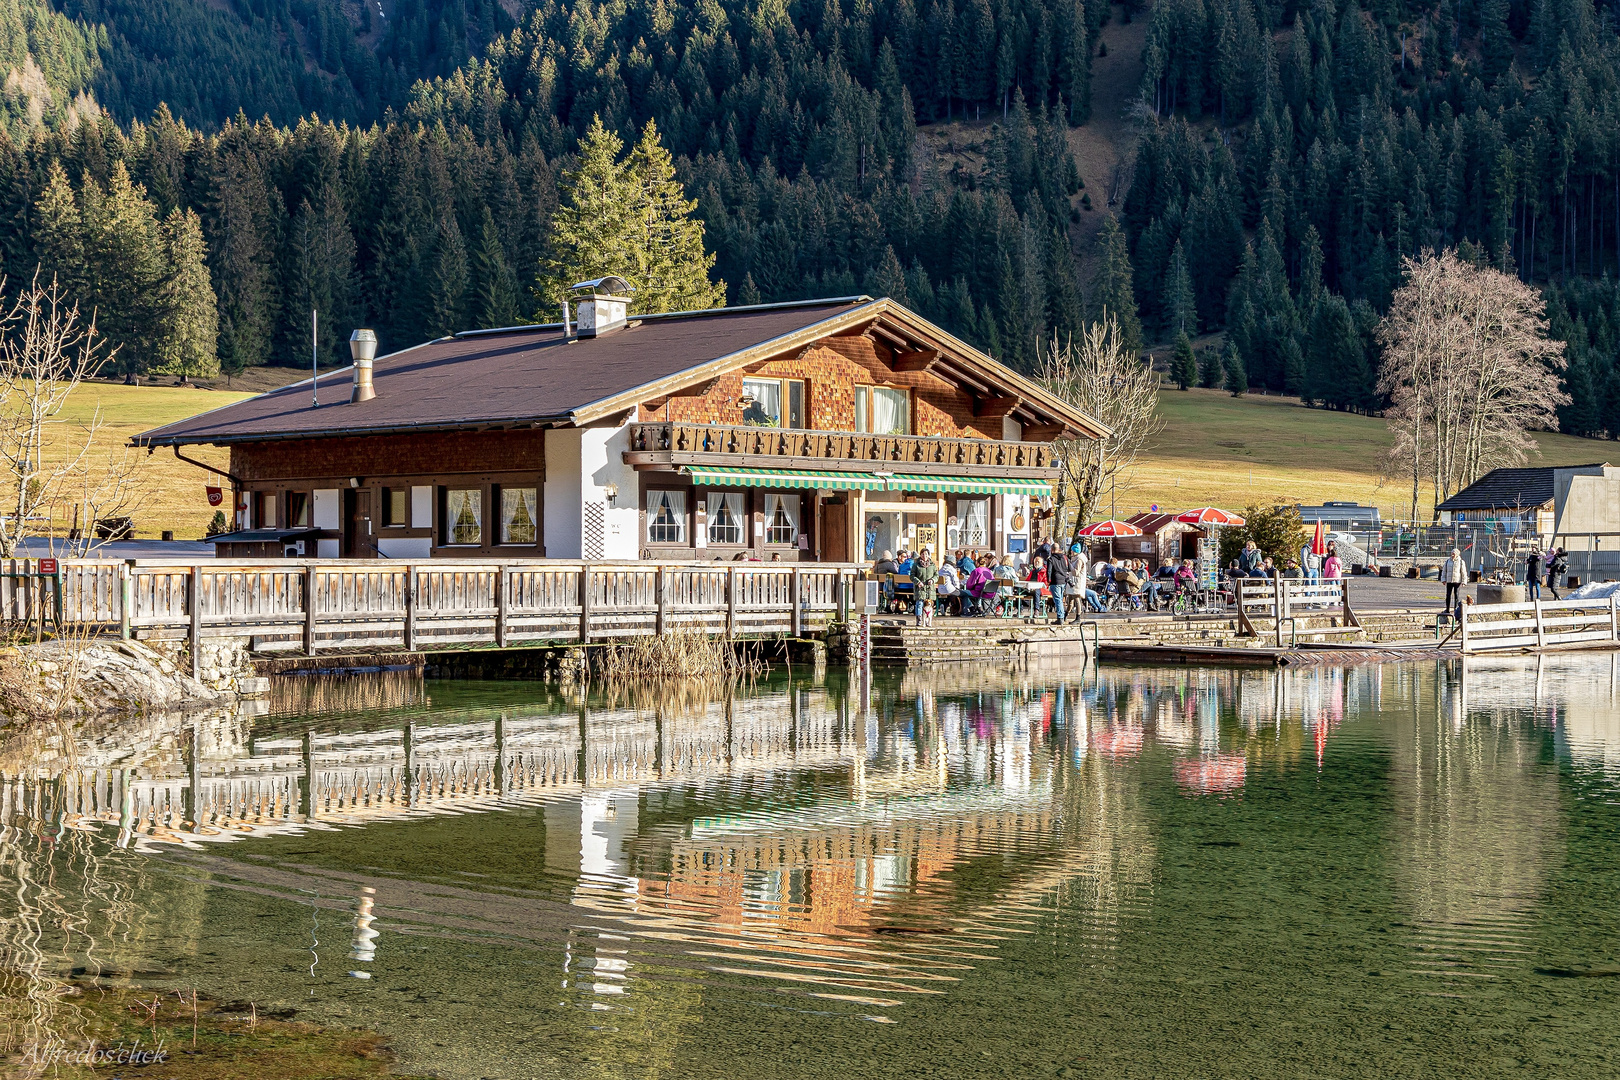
[1,559,867,673]
[1232,578,1361,644]
[626,421,1056,474]
[1460,596,1620,653]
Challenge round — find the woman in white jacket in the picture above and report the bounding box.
[1440,548,1466,613]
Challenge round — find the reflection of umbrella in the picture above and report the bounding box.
[1175,507,1247,527]
[1078,519,1143,561]
[1311,519,1328,556]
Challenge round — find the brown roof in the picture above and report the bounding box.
[137,297,1107,447]
[1126,512,1199,535]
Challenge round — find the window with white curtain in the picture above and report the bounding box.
[741,377,782,426]
[856,386,909,434]
[765,493,799,545]
[500,487,538,544]
[444,489,482,545]
[646,490,687,544]
[959,499,989,546]
[707,491,745,544]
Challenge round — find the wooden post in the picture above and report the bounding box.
[791,567,802,637]
[303,564,318,656]
[119,562,132,641]
[579,563,593,642]
[1459,604,1470,654]
[654,566,667,636]
[727,565,738,638]
[1534,598,1545,650]
[1611,595,1619,644]
[402,565,416,651]
[494,713,506,796]
[837,573,849,623]
[402,722,416,808]
[298,731,313,819]
[1341,579,1360,629]
[189,566,203,681]
[495,565,509,648]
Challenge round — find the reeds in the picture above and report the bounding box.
[588,630,765,681]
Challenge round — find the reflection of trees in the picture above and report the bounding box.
[1386,662,1563,971]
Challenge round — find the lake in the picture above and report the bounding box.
[3,654,1619,1078]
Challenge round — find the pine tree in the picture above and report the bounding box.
[625,118,726,312]
[1088,215,1142,355]
[80,162,168,373]
[1223,341,1247,396]
[1164,238,1194,337]
[151,207,219,381]
[471,207,520,329]
[1198,342,1224,388]
[425,215,469,339]
[32,163,82,294]
[1170,330,1196,389]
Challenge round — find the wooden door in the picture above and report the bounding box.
[344,489,372,557]
[822,498,848,564]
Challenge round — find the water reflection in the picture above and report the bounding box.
[0,654,1615,1077]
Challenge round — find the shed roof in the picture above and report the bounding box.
[1434,466,1607,512]
[1125,512,1197,535]
[135,297,1107,448]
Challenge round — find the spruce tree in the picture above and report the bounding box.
[625,119,726,312]
[32,163,82,294]
[1171,330,1197,389]
[152,207,219,381]
[1164,238,1194,337]
[1223,342,1247,396]
[471,207,520,329]
[1088,215,1143,355]
[425,215,469,339]
[80,162,168,373]
[1198,343,1224,388]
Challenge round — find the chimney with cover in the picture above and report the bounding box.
[350,329,378,402]
[570,276,635,337]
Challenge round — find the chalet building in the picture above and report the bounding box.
[138,287,1105,562]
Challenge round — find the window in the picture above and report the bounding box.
[646,490,687,544]
[253,492,276,530]
[959,499,989,546]
[707,491,745,544]
[382,488,407,527]
[855,386,909,434]
[765,493,799,545]
[287,492,310,528]
[741,377,805,428]
[443,488,482,545]
[500,486,538,544]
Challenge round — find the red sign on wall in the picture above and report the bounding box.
[38,558,57,575]
[206,486,223,507]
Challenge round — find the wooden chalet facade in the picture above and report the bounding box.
[137,293,1106,562]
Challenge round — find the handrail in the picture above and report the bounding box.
[1459,593,1620,653]
[626,420,1056,472]
[1075,620,1101,663]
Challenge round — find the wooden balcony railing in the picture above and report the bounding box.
[625,422,1057,474]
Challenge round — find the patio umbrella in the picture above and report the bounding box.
[1175,507,1247,528]
[1077,519,1143,560]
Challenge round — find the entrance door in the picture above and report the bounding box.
[822,498,848,563]
[343,489,372,557]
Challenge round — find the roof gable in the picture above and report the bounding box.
[1434,465,1608,512]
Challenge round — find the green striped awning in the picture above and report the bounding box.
[681,466,888,491]
[885,473,1053,496]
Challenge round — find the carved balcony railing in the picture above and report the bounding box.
[625,422,1058,475]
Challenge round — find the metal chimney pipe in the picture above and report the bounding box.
[349,329,378,403]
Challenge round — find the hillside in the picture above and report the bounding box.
[1125,389,1609,522]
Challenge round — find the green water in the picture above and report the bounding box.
[4,654,1620,1078]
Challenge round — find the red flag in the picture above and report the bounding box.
[206,486,223,507]
[1311,519,1327,555]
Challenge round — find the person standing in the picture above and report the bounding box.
[1322,546,1343,580]
[1440,548,1466,613]
[911,548,938,626]
[1526,547,1543,601]
[1046,546,1071,624]
[1546,547,1567,600]
[1239,540,1263,577]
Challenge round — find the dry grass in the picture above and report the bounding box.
[1122,387,1612,520]
[589,630,765,681]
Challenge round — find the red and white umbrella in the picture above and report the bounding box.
[1077,519,1144,538]
[1175,507,1247,528]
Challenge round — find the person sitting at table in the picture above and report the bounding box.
[963,562,996,616]
[1174,559,1198,596]
[936,557,962,615]
[955,548,976,576]
[991,555,1019,614]
[1113,561,1144,608]
[897,549,914,576]
[1281,559,1302,579]
[1026,556,1051,614]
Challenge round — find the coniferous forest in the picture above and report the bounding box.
[2,0,1620,439]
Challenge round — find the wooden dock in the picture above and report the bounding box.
[1096,642,1460,667]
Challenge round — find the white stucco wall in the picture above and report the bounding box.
[544,423,639,560]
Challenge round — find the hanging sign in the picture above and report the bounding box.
[206,486,224,507]
[37,558,57,575]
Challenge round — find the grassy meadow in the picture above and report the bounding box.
[10,378,1619,540]
[1126,387,1612,521]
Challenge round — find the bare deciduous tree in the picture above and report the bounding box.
[1378,250,1567,522]
[1036,312,1159,538]
[0,273,142,557]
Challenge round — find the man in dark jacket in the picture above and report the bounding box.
[1526,549,1543,601]
[1046,548,1072,623]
